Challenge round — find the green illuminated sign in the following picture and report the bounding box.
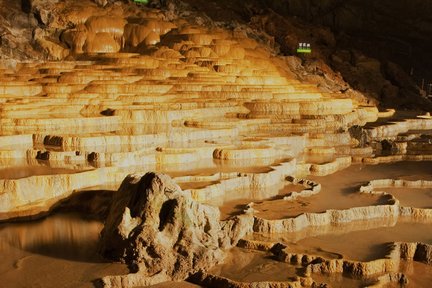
[297,48,312,53]
[297,43,311,54]
[134,0,149,4]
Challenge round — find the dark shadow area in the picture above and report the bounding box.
[341,184,362,195]
[24,236,105,263]
[159,199,178,231]
[361,242,394,262]
[222,203,248,220]
[0,189,114,224]
[53,189,115,221]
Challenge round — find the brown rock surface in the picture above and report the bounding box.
[99,172,253,286]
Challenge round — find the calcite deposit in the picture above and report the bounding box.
[0,1,378,218]
[0,0,432,288]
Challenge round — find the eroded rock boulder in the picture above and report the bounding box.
[99,172,253,287]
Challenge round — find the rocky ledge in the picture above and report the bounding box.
[99,172,253,287]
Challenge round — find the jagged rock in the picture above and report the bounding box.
[22,0,58,25]
[93,0,109,7]
[33,28,69,59]
[383,62,417,91]
[99,172,253,287]
[35,7,53,26]
[348,125,368,147]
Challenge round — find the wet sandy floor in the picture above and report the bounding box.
[210,247,369,287]
[251,192,384,219]
[1,162,432,287]
[311,274,373,288]
[305,161,432,214]
[397,260,432,288]
[386,187,432,208]
[178,180,220,190]
[3,213,426,288]
[247,218,432,287]
[219,162,432,220]
[208,247,302,282]
[278,220,432,261]
[215,183,304,220]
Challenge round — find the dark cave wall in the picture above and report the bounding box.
[263,0,432,38]
[261,0,432,78]
[180,0,432,109]
[238,0,432,109]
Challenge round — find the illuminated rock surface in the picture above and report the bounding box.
[0,0,377,219]
[0,0,431,287]
[99,172,252,287]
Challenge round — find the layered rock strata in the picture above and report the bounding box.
[0,15,376,218]
[1,1,432,287]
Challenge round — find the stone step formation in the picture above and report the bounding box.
[0,16,379,219]
[0,6,431,288]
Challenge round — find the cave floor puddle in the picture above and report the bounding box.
[1,161,432,287]
[0,213,128,288]
[208,247,302,282]
[252,218,432,262]
[0,165,89,180]
[209,247,370,287]
[218,161,432,220]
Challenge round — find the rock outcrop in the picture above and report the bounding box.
[179,0,432,110]
[0,14,378,219]
[99,172,253,287]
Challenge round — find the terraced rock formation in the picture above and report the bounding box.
[0,1,432,288]
[0,3,378,220]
